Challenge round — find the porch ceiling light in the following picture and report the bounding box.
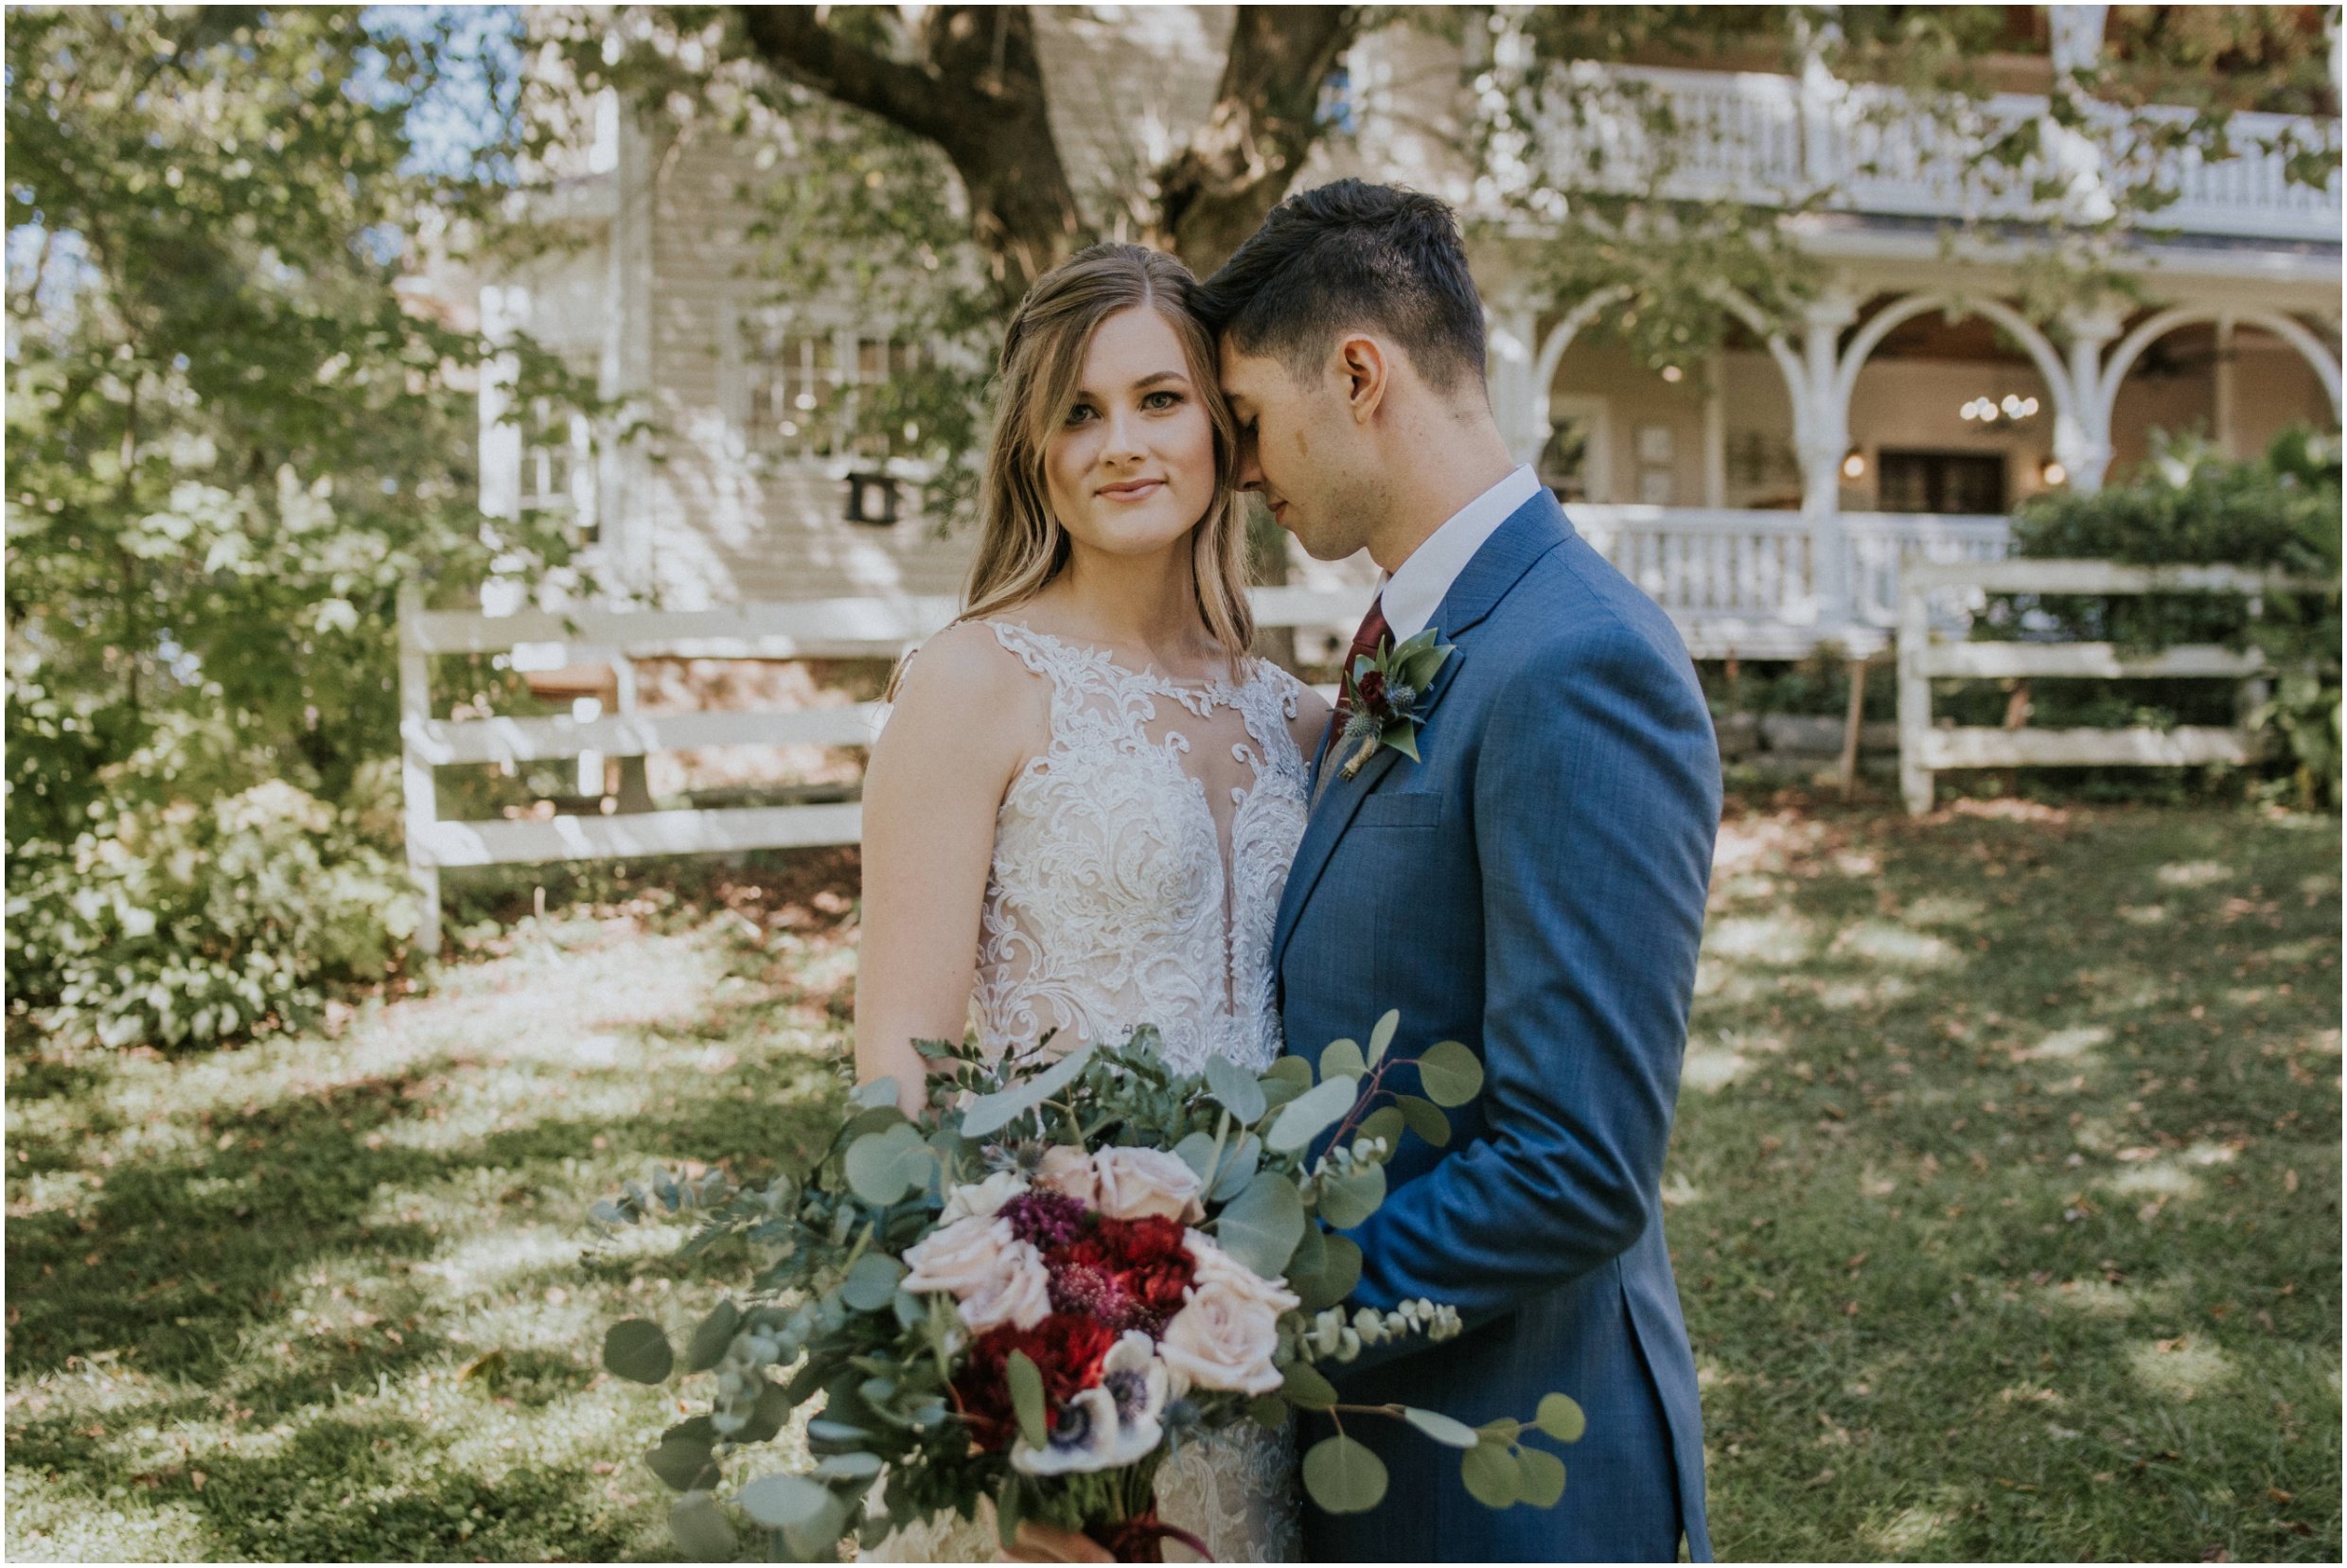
[1960,395,2039,423]
[2041,458,2069,485]
[1842,449,1867,479]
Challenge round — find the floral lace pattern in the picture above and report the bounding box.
[863,619,1311,1562]
[971,622,1311,1077]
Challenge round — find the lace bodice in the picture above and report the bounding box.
[862,619,1310,1563]
[971,621,1312,1077]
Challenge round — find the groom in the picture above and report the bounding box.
[1196,182,1721,1562]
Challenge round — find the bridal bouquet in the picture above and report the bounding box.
[590,1015,1585,1560]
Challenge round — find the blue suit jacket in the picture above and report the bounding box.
[1275,489,1721,1562]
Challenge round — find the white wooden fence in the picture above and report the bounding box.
[397,586,1369,953]
[1896,559,2328,816]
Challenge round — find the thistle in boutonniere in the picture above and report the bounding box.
[1338,626,1456,780]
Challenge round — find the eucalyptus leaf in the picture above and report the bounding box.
[959,1043,1098,1139]
[1172,1130,1221,1189]
[1280,1359,1339,1411]
[685,1299,742,1373]
[815,1452,886,1481]
[1415,1040,1484,1108]
[1301,1434,1389,1514]
[1259,1056,1313,1115]
[840,1252,905,1313]
[1292,1231,1362,1313]
[1319,1037,1365,1082]
[668,1492,735,1559]
[1402,1407,1481,1449]
[1006,1349,1049,1452]
[783,1490,850,1559]
[1246,1394,1292,1429]
[1368,1009,1400,1066]
[1461,1440,1522,1508]
[737,1380,792,1445]
[1396,1094,1453,1147]
[645,1436,718,1492]
[1266,1073,1360,1154]
[1356,1105,1405,1154]
[1213,1171,1307,1281]
[843,1122,930,1207]
[852,1075,905,1111]
[739,1471,833,1528]
[1535,1392,1587,1443]
[806,1418,872,1446]
[1516,1446,1568,1508]
[603,1318,674,1384]
[997,1475,1025,1550]
[1316,1161,1386,1230]
[1205,1054,1267,1124]
[1209,1134,1262,1202]
[840,1104,907,1142]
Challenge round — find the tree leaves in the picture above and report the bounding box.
[602,1318,673,1384]
[1302,1434,1388,1513]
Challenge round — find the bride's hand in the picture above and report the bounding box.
[1000,1520,1115,1563]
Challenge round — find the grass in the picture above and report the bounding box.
[5,806,2338,1561]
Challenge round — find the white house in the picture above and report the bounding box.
[436,4,2342,663]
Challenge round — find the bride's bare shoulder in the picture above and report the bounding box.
[876,620,1050,775]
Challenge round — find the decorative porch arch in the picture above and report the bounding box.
[1830,292,2078,429]
[2097,305,2343,428]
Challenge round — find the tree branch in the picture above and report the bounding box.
[731,6,1090,301]
[1155,5,1364,276]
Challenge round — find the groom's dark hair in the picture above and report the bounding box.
[1192,179,1486,396]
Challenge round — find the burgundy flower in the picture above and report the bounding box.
[1045,1215,1194,1336]
[952,1313,1120,1452]
[1354,667,1389,717]
[998,1189,1088,1251]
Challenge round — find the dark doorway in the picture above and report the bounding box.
[1877,449,2009,514]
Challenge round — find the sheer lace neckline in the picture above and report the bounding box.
[979,620,1254,703]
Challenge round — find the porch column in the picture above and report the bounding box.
[2057,306,2122,493]
[1703,352,1727,509]
[2214,314,2237,459]
[1485,296,1549,467]
[1799,292,1860,633]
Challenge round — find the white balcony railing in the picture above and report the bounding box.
[1532,64,2342,243]
[1572,503,2012,657]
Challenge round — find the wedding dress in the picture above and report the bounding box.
[868,618,1314,1563]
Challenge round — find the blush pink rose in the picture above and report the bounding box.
[1092,1147,1206,1224]
[900,1214,1051,1331]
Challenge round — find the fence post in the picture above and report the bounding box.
[397,585,443,956]
[1897,573,1934,816]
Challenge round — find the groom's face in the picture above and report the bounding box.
[1217,338,1377,563]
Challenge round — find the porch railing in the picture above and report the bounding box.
[1570,503,2011,657]
[1531,64,2342,244]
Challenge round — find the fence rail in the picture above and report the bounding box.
[397,586,1374,953]
[1894,559,2331,815]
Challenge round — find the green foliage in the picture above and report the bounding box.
[1996,429,2342,804]
[6,8,606,1048]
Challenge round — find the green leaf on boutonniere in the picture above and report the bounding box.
[1381,720,1421,762]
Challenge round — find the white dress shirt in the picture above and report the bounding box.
[1376,463,1544,642]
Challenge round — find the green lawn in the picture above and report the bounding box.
[6,809,2338,1561]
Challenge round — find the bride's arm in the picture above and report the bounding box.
[855,623,1046,1113]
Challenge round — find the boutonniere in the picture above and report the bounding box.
[1338,626,1456,780]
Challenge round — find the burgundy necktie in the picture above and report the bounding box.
[1324,594,1391,757]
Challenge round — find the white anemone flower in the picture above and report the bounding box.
[1008,1330,1171,1477]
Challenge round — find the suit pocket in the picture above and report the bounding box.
[1353,790,1443,829]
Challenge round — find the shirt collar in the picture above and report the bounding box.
[1377,464,1544,643]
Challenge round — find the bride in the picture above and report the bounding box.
[853,242,1330,1562]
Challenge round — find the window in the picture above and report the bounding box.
[1540,417,1594,502]
[742,323,919,462]
[1877,449,2007,515]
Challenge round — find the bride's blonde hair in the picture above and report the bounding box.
[894,244,1252,696]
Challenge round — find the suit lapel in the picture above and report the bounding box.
[1272,490,1576,978]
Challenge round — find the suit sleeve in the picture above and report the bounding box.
[1342,615,1721,1338]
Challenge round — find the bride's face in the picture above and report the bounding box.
[1043,305,1217,564]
